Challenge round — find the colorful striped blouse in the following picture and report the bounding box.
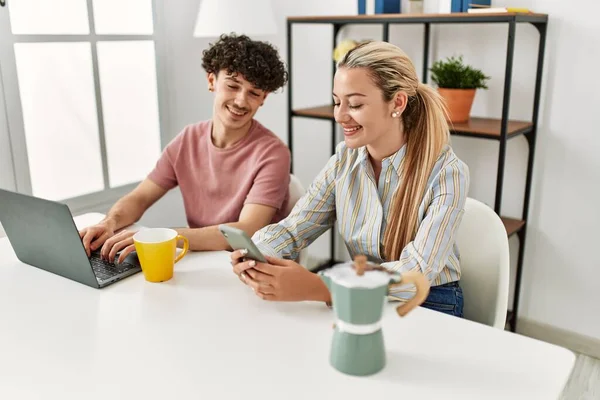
[253,142,470,301]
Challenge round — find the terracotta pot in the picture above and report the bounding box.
[437,88,476,123]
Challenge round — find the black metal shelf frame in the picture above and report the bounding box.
[286,13,548,332]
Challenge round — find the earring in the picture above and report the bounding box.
[392,111,400,118]
[208,87,214,92]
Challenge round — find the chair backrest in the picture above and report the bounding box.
[455,198,510,329]
[286,175,308,266]
[286,174,305,215]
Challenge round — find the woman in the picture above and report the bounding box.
[231,41,469,317]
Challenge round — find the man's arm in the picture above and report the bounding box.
[103,178,168,231]
[174,203,276,251]
[80,178,168,256]
[103,201,278,263]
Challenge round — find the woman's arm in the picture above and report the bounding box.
[252,153,339,261]
[230,154,341,302]
[381,159,470,291]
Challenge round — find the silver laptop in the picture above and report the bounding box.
[0,189,141,288]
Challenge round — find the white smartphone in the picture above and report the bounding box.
[218,225,267,263]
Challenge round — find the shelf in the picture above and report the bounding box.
[288,12,548,25]
[292,105,533,139]
[292,105,336,120]
[501,217,525,237]
[451,118,532,139]
[288,8,546,340]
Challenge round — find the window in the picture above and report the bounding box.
[0,0,165,205]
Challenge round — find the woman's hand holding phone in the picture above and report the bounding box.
[230,248,259,284]
[229,249,330,302]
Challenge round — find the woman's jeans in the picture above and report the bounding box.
[421,281,464,317]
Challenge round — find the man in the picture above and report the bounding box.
[79,34,291,264]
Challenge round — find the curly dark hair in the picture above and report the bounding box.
[201,33,288,93]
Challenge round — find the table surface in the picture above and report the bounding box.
[0,213,575,400]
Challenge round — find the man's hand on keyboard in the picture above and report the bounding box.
[100,230,138,264]
[79,220,116,258]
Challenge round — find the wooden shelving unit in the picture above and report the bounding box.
[286,12,548,332]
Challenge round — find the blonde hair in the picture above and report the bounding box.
[338,41,450,261]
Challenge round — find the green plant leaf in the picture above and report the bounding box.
[429,55,490,89]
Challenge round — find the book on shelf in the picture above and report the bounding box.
[462,0,490,11]
[467,6,532,13]
[357,0,401,14]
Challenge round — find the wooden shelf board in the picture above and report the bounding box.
[292,105,533,139]
[451,118,532,139]
[292,105,336,120]
[288,12,548,24]
[501,217,525,237]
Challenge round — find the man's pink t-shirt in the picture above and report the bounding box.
[147,119,290,228]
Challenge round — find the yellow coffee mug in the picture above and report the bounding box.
[133,228,189,282]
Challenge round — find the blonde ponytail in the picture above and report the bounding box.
[383,83,449,260]
[339,42,450,261]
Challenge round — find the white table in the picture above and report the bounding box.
[0,213,575,400]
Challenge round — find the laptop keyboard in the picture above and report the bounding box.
[89,253,132,281]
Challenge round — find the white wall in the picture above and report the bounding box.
[431,0,600,340]
[514,0,600,339]
[155,0,600,339]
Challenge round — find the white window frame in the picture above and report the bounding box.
[0,0,170,213]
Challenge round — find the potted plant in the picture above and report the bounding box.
[430,55,490,123]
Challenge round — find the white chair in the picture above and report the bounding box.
[455,197,510,329]
[286,174,308,266]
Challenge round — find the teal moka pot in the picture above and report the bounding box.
[319,256,430,376]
